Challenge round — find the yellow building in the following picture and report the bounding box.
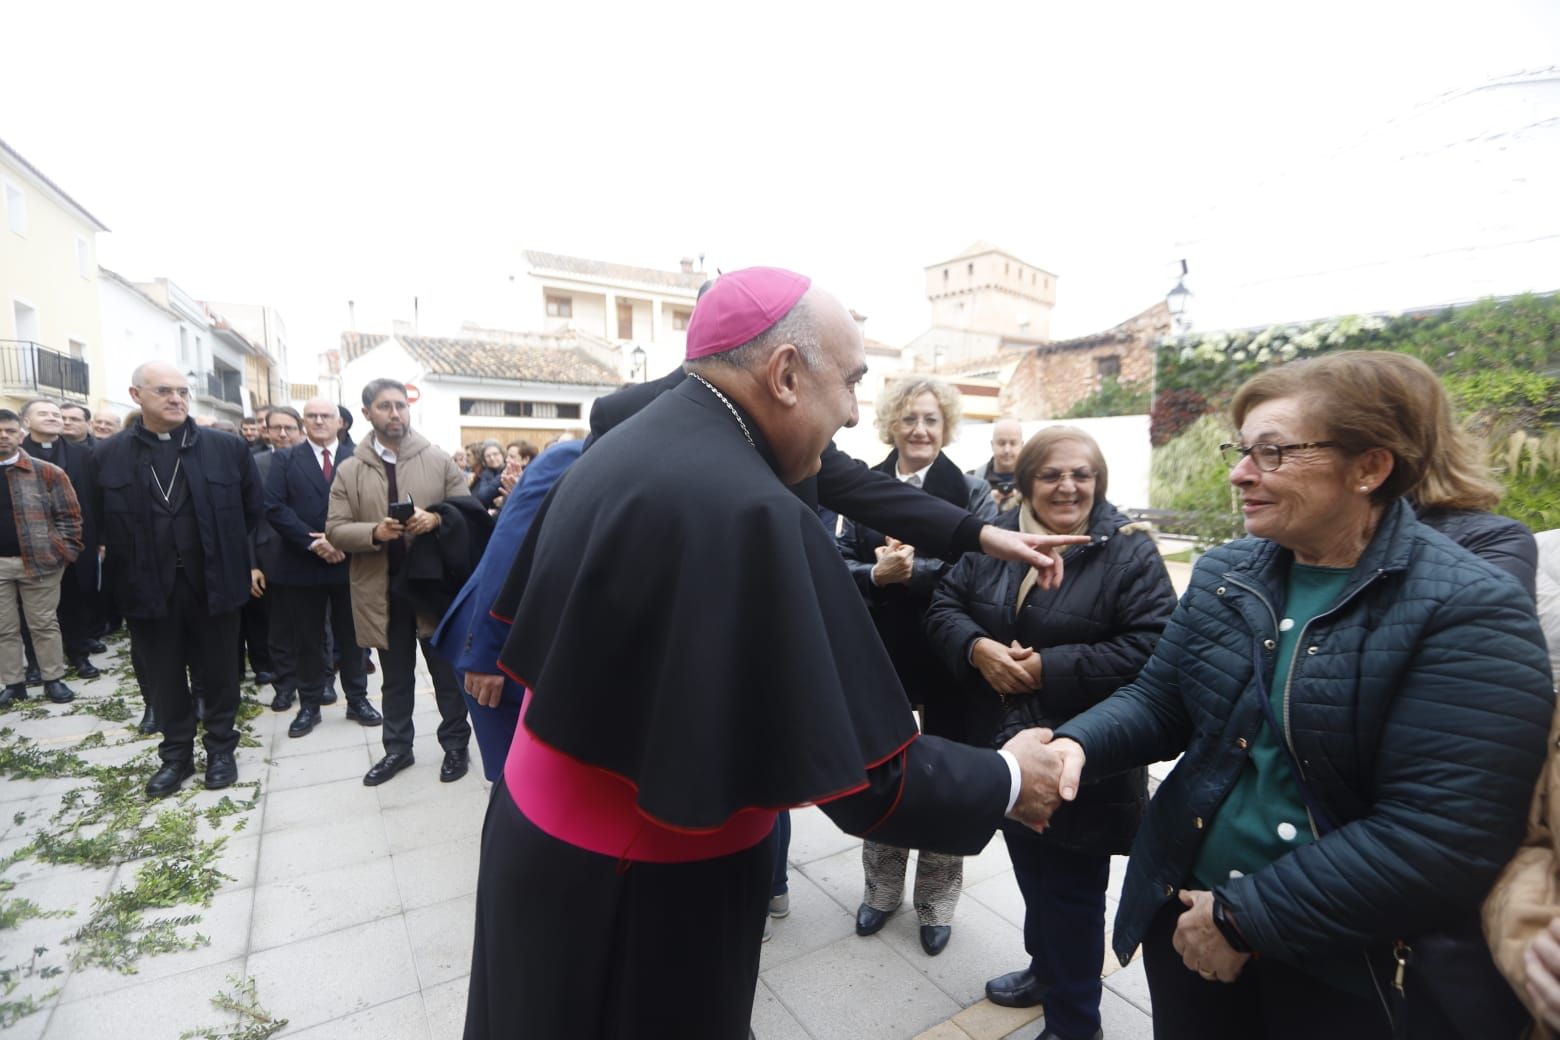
[0,137,107,411]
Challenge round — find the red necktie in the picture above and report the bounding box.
[321,447,333,481]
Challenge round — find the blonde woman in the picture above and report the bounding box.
[838,377,996,955]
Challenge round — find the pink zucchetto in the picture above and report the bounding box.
[684,267,812,361]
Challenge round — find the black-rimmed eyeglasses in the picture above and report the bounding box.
[1219,441,1340,472]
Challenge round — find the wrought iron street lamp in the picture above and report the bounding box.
[631,345,647,382]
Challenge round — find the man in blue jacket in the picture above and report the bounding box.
[265,397,381,738]
[91,361,263,798]
[431,439,582,780]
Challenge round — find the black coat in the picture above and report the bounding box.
[91,419,263,618]
[836,452,995,728]
[264,440,350,587]
[250,452,285,577]
[1417,506,1536,601]
[925,501,1176,855]
[389,495,495,624]
[588,369,987,561]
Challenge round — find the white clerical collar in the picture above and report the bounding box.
[371,437,397,463]
[32,437,55,448]
[896,461,933,485]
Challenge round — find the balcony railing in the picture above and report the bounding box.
[0,340,89,401]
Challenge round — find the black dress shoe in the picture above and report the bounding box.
[344,697,383,726]
[253,671,277,686]
[205,752,238,789]
[270,690,296,712]
[86,639,107,654]
[1036,1030,1102,1040]
[24,665,42,687]
[146,760,195,798]
[137,705,158,735]
[43,679,76,704]
[855,903,892,937]
[70,657,100,680]
[919,924,951,956]
[364,751,414,786]
[439,748,469,783]
[287,705,321,738]
[0,683,28,707]
[985,967,1052,1008]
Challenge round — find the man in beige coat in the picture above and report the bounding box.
[327,378,472,786]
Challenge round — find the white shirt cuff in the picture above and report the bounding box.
[998,749,1022,816]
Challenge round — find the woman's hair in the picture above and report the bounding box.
[873,377,962,447]
[1230,350,1447,504]
[1014,426,1109,505]
[478,440,504,467]
[1369,353,1502,510]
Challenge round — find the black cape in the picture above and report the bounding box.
[494,378,920,830]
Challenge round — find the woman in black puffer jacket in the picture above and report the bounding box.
[925,426,1177,1040]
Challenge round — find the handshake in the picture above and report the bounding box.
[1002,728,1087,830]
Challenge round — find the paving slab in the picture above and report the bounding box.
[41,956,247,1040]
[245,915,420,1033]
[1102,955,1152,1016]
[282,992,433,1040]
[58,886,254,1003]
[764,933,963,1040]
[423,974,471,1039]
[390,834,482,911]
[262,776,382,833]
[404,892,477,990]
[749,977,812,1040]
[249,855,402,951]
[257,812,390,885]
[786,804,862,866]
[759,869,859,971]
[263,741,377,791]
[869,896,1025,1007]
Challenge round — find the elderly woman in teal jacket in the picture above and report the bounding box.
[1038,351,1553,1040]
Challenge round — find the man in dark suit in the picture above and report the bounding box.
[92,361,263,798]
[265,397,380,738]
[250,407,303,712]
[20,398,101,680]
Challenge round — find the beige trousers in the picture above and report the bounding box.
[0,558,65,685]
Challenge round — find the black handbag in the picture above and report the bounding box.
[1247,640,1529,1040]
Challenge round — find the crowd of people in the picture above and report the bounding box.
[3,264,1558,1040]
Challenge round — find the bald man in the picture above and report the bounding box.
[263,398,380,736]
[971,417,1025,513]
[91,361,264,798]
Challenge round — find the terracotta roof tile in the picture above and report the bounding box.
[339,330,621,386]
[524,250,705,293]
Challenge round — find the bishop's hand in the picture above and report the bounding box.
[1002,728,1086,830]
[977,527,1089,590]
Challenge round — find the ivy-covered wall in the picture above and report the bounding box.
[1150,293,1560,541]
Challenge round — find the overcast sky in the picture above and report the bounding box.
[7,0,1558,373]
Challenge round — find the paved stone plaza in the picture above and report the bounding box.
[1,554,1187,1039]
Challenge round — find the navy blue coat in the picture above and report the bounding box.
[430,439,584,779]
[91,419,262,618]
[1057,498,1555,973]
[264,440,350,587]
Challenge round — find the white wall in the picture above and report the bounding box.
[97,276,181,413]
[834,413,1153,512]
[338,338,613,454]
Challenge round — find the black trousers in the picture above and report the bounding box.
[240,592,273,676]
[1002,823,1110,1040]
[1142,898,1391,1040]
[279,583,365,706]
[127,572,242,766]
[264,588,298,699]
[379,591,469,756]
[465,781,770,1039]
